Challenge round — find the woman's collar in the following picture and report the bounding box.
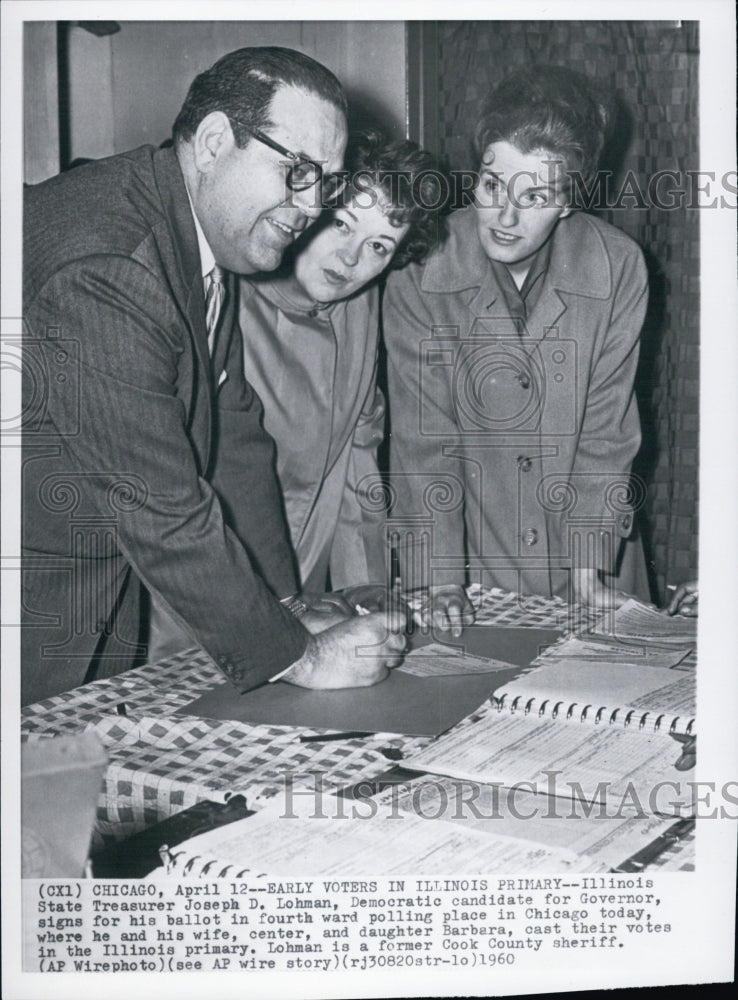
[245,268,335,316]
[421,205,611,299]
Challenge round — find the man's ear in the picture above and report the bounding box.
[192,112,232,175]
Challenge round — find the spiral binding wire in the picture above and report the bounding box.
[158,844,252,878]
[492,692,694,735]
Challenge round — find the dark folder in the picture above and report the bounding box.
[182,626,562,737]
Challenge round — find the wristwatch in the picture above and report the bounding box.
[279,594,309,620]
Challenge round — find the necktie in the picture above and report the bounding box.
[205,264,226,355]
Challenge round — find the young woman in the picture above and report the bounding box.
[239,129,439,599]
[383,66,651,634]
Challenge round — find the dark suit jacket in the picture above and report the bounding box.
[22,145,308,705]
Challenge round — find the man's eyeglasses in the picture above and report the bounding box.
[230,119,347,207]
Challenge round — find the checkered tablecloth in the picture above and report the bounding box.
[20,588,694,869]
[22,649,432,845]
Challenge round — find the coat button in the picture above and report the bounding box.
[522,528,539,546]
[621,513,632,531]
[518,372,531,389]
[517,455,532,471]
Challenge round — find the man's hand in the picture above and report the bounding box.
[416,584,475,638]
[281,612,407,689]
[299,591,356,633]
[666,580,698,617]
[670,732,696,771]
[339,583,410,619]
[298,588,411,633]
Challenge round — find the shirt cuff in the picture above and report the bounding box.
[269,595,309,682]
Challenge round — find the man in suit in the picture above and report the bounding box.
[22,46,404,706]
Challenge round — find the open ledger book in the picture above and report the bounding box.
[147,776,690,879]
[150,791,608,877]
[404,659,696,815]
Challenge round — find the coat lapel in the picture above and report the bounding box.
[423,207,614,346]
[423,209,521,338]
[525,212,613,342]
[467,274,522,339]
[152,148,210,365]
[152,147,212,465]
[524,283,568,343]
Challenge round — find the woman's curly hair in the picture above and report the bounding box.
[341,128,442,269]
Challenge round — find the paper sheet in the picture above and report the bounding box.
[408,625,563,663]
[404,711,695,814]
[398,642,517,676]
[373,777,687,870]
[154,791,602,876]
[590,599,698,645]
[546,634,693,669]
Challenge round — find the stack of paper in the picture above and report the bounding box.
[589,599,697,646]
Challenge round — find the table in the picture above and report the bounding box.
[20,587,694,870]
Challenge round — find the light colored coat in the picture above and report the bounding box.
[239,274,387,591]
[383,206,650,600]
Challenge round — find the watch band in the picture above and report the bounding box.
[279,594,309,620]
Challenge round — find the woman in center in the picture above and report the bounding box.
[239,129,438,601]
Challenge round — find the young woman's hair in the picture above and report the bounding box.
[342,128,441,269]
[473,65,611,187]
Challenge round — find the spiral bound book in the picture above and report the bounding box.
[491,659,695,736]
[150,791,604,878]
[404,660,696,814]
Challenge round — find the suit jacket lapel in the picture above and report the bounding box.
[152,148,211,363]
[152,147,212,463]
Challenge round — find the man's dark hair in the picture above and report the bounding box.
[343,128,442,269]
[172,46,348,147]
[473,65,612,187]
